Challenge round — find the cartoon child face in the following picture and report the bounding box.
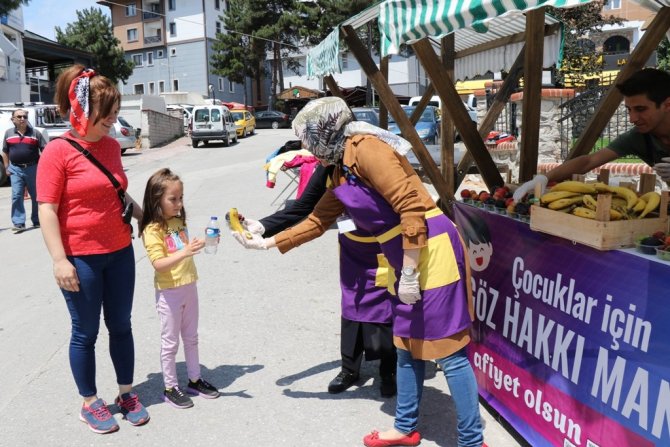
[468,241,493,272]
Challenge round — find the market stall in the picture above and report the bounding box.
[454,203,670,446]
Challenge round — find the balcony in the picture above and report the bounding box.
[143,11,161,20]
[144,35,163,44]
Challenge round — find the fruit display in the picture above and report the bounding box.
[537,181,662,220]
[635,232,670,259]
[460,186,532,220]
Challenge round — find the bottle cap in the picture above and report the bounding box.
[211,216,218,220]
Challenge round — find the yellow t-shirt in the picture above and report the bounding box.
[142,217,198,290]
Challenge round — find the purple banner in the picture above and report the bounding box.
[454,203,670,447]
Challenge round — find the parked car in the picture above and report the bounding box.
[255,110,291,129]
[231,109,256,137]
[112,116,136,154]
[408,95,478,124]
[190,104,238,147]
[352,107,380,126]
[388,105,441,145]
[167,104,193,130]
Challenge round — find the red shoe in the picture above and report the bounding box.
[363,430,421,447]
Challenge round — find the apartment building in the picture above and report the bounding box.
[0,9,27,102]
[100,0,246,104]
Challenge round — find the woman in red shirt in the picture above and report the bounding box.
[37,65,147,434]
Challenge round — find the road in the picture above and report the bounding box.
[0,130,524,447]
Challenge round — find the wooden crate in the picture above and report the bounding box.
[530,191,669,251]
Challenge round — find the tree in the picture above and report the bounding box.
[547,1,622,88]
[55,7,133,85]
[658,37,670,72]
[0,0,29,16]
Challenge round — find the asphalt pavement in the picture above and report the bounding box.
[0,129,524,447]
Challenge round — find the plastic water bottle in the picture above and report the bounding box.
[204,216,220,254]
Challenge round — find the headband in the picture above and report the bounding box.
[68,68,97,137]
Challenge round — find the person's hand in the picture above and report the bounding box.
[231,231,268,250]
[398,271,421,305]
[242,218,265,235]
[654,157,670,183]
[53,258,80,292]
[184,237,205,256]
[513,174,548,202]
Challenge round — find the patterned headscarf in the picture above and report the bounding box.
[292,97,413,165]
[68,68,97,137]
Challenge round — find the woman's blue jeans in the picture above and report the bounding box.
[395,347,483,447]
[62,244,136,398]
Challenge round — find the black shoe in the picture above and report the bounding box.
[163,387,194,409]
[380,374,397,398]
[327,371,359,394]
[187,378,220,399]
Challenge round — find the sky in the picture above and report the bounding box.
[23,0,109,41]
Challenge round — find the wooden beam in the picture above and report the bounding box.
[323,75,345,99]
[340,25,453,208]
[441,34,455,198]
[455,46,525,186]
[568,7,670,159]
[412,38,504,191]
[518,8,545,182]
[379,56,389,129]
[409,83,436,125]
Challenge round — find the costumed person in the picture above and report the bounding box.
[514,68,670,201]
[139,168,220,409]
[36,65,148,434]
[232,97,485,447]
[235,158,397,397]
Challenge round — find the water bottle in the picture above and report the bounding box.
[204,216,220,254]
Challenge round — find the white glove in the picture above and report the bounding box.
[513,174,548,202]
[655,157,670,183]
[242,218,265,235]
[231,231,268,250]
[398,271,421,305]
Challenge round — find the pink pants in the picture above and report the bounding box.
[155,282,200,389]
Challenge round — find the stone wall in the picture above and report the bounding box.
[139,109,184,149]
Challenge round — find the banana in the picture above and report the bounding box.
[229,208,253,239]
[609,208,623,220]
[610,186,638,209]
[540,191,580,204]
[639,192,661,218]
[633,198,647,214]
[547,196,585,210]
[572,207,596,219]
[582,194,598,210]
[611,197,628,209]
[594,183,614,193]
[550,181,597,194]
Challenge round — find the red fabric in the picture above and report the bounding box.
[68,69,96,137]
[283,155,318,199]
[37,132,130,255]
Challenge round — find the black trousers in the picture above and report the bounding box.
[340,317,396,377]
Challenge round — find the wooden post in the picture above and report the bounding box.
[379,57,389,129]
[441,34,456,197]
[638,173,656,194]
[597,168,610,185]
[595,194,612,222]
[568,7,670,159]
[323,75,345,99]
[340,25,453,212]
[518,8,545,182]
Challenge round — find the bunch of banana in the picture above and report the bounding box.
[228,208,253,239]
[539,180,663,220]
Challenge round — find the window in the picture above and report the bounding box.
[168,0,176,10]
[148,82,155,95]
[132,54,143,66]
[169,22,177,37]
[216,21,222,34]
[133,84,144,95]
[228,80,234,93]
[218,78,224,91]
[159,81,165,93]
[125,3,136,16]
[147,52,154,66]
[215,0,220,9]
[341,53,348,69]
[127,28,138,42]
[173,79,179,91]
[605,0,621,9]
[170,47,177,56]
[157,49,164,58]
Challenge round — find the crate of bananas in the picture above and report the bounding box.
[530,181,669,250]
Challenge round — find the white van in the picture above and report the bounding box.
[408,95,477,123]
[190,105,238,148]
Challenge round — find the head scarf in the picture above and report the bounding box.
[292,96,413,165]
[68,68,97,137]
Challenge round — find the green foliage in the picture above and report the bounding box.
[0,0,29,16]
[658,37,670,72]
[547,1,623,87]
[55,7,133,85]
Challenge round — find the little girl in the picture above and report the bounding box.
[139,168,219,409]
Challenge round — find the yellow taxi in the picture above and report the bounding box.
[231,109,256,138]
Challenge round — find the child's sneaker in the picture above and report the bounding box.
[79,399,119,434]
[164,387,194,409]
[115,391,150,426]
[187,378,220,399]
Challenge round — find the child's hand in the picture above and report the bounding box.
[186,237,206,255]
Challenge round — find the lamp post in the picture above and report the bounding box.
[208,84,214,104]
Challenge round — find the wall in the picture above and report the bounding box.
[139,109,184,148]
